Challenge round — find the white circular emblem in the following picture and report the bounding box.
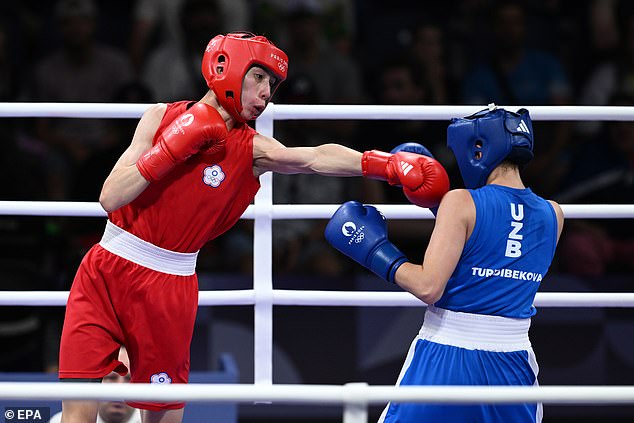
[342,221,356,237]
[203,165,225,187]
[150,372,172,384]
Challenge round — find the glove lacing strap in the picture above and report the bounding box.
[369,242,407,283]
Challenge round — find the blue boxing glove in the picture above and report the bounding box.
[390,142,440,217]
[390,142,434,157]
[325,201,408,283]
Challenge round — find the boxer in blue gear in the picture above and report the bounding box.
[326,106,565,423]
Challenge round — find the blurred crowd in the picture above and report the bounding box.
[0,0,632,372]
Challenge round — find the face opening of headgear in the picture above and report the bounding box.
[201,32,289,122]
[446,104,534,189]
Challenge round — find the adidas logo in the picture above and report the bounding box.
[400,161,413,176]
[517,120,530,134]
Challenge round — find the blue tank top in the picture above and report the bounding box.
[434,185,558,318]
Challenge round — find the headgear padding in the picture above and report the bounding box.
[447,105,534,189]
[201,32,288,122]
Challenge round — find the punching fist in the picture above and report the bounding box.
[362,146,449,208]
[388,142,434,186]
[136,103,228,181]
[390,143,441,215]
[325,201,407,283]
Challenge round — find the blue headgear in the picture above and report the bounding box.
[447,105,534,189]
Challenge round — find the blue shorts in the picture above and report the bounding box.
[379,306,541,423]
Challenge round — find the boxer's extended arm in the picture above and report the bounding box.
[99,104,165,212]
[252,134,362,177]
[393,189,473,304]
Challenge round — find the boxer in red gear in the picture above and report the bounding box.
[58,32,450,423]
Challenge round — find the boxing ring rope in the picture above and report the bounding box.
[1,201,634,219]
[2,383,634,405]
[3,290,634,308]
[2,383,634,423]
[3,102,634,120]
[1,103,633,420]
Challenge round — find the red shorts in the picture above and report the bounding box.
[59,245,198,410]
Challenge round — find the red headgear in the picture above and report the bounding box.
[201,32,288,122]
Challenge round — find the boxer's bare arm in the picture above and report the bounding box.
[548,200,564,242]
[252,134,362,177]
[394,189,474,304]
[99,104,165,212]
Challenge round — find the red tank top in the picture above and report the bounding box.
[109,101,260,252]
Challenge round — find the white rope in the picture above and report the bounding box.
[0,382,633,405]
[0,290,256,306]
[0,201,106,217]
[1,202,633,219]
[273,290,634,308]
[3,103,634,121]
[269,104,634,121]
[2,290,634,307]
[0,103,149,118]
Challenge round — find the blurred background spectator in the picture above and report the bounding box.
[408,21,458,106]
[129,0,249,73]
[141,0,223,101]
[25,0,134,201]
[556,92,634,278]
[577,9,634,136]
[461,1,571,106]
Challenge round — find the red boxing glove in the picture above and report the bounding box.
[136,103,228,181]
[362,150,401,185]
[393,152,449,208]
[362,150,450,208]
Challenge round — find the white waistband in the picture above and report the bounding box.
[420,306,531,352]
[99,220,198,276]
